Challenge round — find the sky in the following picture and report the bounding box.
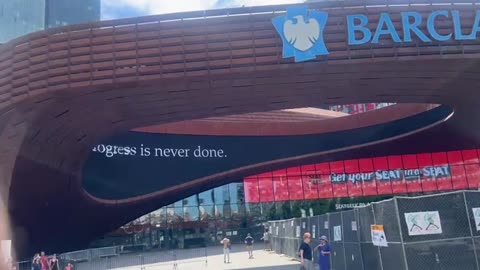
[101,0,304,20]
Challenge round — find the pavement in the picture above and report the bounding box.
[76,247,301,270]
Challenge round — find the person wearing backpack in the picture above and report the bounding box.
[299,232,313,270]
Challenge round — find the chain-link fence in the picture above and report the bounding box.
[269,190,480,270]
[16,247,209,270]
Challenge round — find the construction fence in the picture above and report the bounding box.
[269,190,480,270]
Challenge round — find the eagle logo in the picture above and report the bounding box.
[272,6,329,62]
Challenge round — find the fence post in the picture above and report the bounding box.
[341,211,347,270]
[204,246,208,267]
[138,254,144,270]
[463,192,480,270]
[371,204,384,270]
[394,197,409,270]
[172,250,178,270]
[354,208,365,270]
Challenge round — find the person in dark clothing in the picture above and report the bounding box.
[299,232,313,270]
[245,233,254,259]
[49,254,60,270]
[32,253,41,270]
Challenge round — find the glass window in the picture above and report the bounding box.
[447,151,463,165]
[462,149,479,164]
[301,175,318,200]
[358,158,374,172]
[360,158,377,196]
[433,152,452,191]
[344,160,362,197]
[330,161,347,198]
[261,202,276,220]
[229,182,244,204]
[432,152,448,165]
[246,203,262,222]
[150,208,166,227]
[244,177,259,203]
[451,165,468,190]
[183,195,198,207]
[198,189,214,205]
[402,155,422,193]
[287,167,301,176]
[214,185,230,204]
[212,204,222,219]
[273,175,289,201]
[388,156,406,194]
[166,207,183,224]
[316,162,333,199]
[274,201,292,220]
[183,207,199,222]
[199,204,214,221]
[258,177,274,202]
[416,153,437,192]
[465,164,480,189]
[287,175,304,201]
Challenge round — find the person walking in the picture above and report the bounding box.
[245,233,254,259]
[299,232,313,270]
[314,236,331,270]
[220,236,231,264]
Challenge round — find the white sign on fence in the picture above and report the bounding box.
[324,221,329,229]
[302,222,306,229]
[312,225,316,239]
[352,221,358,231]
[296,226,301,237]
[473,208,480,231]
[371,225,388,247]
[404,211,442,236]
[333,226,342,241]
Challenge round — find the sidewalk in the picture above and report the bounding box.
[109,248,301,270]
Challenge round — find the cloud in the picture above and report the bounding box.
[102,0,303,19]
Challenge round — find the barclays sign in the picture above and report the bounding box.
[273,6,480,62]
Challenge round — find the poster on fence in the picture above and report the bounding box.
[324,221,329,230]
[404,211,442,236]
[296,226,301,237]
[352,221,357,231]
[312,225,316,239]
[371,225,388,247]
[473,208,480,231]
[333,226,342,241]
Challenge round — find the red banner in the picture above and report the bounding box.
[244,148,480,203]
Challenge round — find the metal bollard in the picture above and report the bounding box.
[140,255,145,270]
[172,251,178,270]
